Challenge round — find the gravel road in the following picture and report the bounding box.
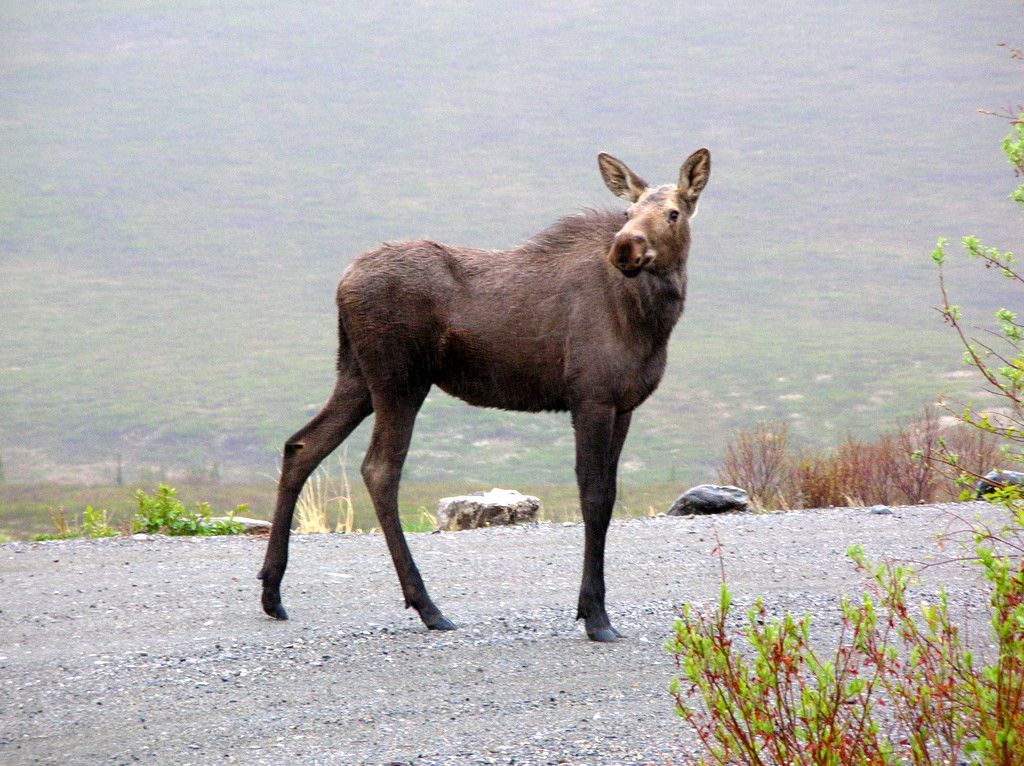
[0,502,1002,766]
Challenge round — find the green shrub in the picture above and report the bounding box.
[82,505,117,538]
[669,508,1024,765]
[132,485,245,536]
[30,505,116,541]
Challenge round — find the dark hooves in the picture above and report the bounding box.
[586,625,623,643]
[261,588,289,620]
[265,603,289,621]
[426,615,457,631]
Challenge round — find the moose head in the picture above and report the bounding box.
[599,148,711,276]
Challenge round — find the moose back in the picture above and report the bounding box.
[259,149,711,641]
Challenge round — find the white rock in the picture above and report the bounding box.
[435,488,541,531]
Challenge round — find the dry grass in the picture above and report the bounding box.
[718,407,1007,510]
[717,420,791,510]
[294,452,357,534]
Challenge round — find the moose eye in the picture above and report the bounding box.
[668,210,680,223]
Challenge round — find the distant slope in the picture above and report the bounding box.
[1,0,1020,485]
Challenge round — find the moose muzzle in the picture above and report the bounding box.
[609,231,654,275]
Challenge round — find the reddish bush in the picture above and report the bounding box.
[717,420,791,509]
[716,408,1001,510]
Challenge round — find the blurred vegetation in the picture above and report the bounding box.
[131,484,245,536]
[716,409,1005,510]
[0,477,683,541]
[0,1,1020,492]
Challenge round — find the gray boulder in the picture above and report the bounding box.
[975,470,1024,499]
[436,488,541,531]
[668,485,749,516]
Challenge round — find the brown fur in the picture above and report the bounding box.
[259,149,710,641]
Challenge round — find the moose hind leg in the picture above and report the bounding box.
[362,391,455,631]
[258,378,372,620]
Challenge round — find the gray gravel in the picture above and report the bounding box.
[0,502,1002,765]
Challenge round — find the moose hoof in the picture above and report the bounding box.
[586,624,623,643]
[265,603,289,621]
[261,589,289,621]
[426,615,456,631]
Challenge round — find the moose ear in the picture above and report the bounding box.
[677,148,711,205]
[598,152,648,202]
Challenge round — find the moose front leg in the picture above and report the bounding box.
[572,404,632,642]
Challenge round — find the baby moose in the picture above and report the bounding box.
[259,149,711,642]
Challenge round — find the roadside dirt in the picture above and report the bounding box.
[0,503,1000,765]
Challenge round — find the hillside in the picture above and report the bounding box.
[1,0,1021,487]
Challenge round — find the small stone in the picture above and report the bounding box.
[667,485,749,515]
[869,505,893,515]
